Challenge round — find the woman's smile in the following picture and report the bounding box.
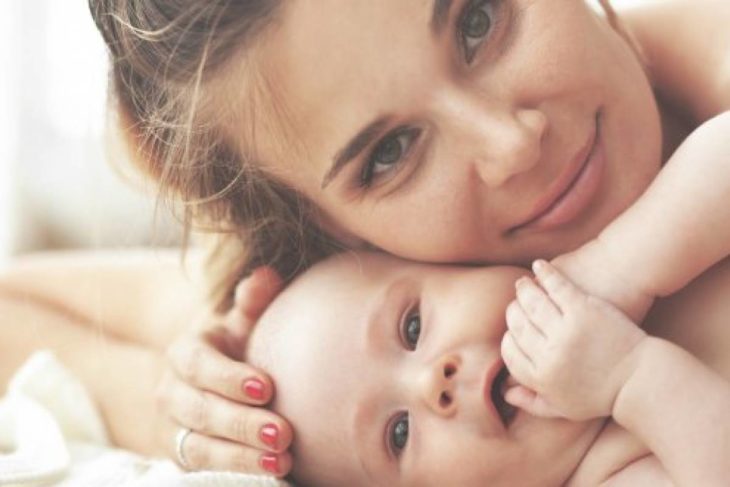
[253,0,663,264]
[510,111,605,233]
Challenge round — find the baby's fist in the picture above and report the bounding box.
[502,261,647,421]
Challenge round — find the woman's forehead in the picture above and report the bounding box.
[254,0,445,175]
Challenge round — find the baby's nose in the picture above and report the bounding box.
[417,354,460,417]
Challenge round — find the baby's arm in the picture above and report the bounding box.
[503,262,730,487]
[554,111,730,321]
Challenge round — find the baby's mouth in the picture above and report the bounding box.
[491,366,517,427]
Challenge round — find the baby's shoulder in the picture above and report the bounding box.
[565,420,669,486]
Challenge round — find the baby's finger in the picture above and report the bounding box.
[515,276,562,333]
[532,260,585,313]
[506,300,545,356]
[168,336,273,404]
[500,332,536,390]
[504,386,562,418]
[174,427,292,476]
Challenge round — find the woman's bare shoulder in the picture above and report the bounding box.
[620,0,730,120]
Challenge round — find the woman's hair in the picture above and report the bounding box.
[89,0,636,313]
[89,0,342,312]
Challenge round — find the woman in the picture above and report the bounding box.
[1,0,727,477]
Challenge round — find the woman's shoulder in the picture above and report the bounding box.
[621,0,730,121]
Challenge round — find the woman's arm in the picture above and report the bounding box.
[0,248,207,350]
[621,0,730,122]
[0,250,295,475]
[0,291,167,456]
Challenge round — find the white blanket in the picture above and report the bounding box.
[0,352,290,487]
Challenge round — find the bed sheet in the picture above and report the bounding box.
[0,351,289,487]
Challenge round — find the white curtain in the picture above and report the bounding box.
[0,0,180,265]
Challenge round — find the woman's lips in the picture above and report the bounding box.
[511,115,605,233]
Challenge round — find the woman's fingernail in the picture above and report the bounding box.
[533,260,546,272]
[260,423,279,448]
[260,453,279,474]
[243,378,265,400]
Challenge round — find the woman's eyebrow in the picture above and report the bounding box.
[431,0,454,36]
[322,117,390,189]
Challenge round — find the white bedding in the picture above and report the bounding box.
[0,352,290,487]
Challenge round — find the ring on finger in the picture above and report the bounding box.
[175,427,194,469]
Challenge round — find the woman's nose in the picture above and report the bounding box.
[417,355,460,417]
[470,107,547,188]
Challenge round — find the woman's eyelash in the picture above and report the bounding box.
[357,1,501,190]
[359,127,421,188]
[458,0,499,64]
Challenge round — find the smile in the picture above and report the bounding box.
[510,112,605,233]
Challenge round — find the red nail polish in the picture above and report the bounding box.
[260,423,279,448]
[260,453,279,474]
[243,378,265,400]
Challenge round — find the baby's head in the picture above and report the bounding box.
[247,252,600,486]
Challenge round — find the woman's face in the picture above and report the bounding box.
[248,0,662,264]
[248,252,602,486]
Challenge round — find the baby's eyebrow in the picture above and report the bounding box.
[350,395,385,483]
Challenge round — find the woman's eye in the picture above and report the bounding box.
[360,128,420,188]
[459,0,496,64]
[388,413,409,456]
[401,309,421,350]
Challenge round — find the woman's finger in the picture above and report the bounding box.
[165,420,293,477]
[160,374,293,452]
[167,333,274,404]
[233,266,284,322]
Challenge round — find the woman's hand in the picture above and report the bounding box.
[501,261,646,421]
[155,267,293,477]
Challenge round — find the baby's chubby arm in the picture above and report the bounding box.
[553,111,730,322]
[502,261,730,487]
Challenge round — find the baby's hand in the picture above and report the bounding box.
[501,261,647,421]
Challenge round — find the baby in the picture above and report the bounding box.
[246,112,730,486]
[246,251,729,486]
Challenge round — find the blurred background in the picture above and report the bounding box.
[0,0,182,268]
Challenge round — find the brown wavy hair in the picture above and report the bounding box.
[89,0,634,312]
[89,0,343,312]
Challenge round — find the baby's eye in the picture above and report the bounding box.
[388,412,409,456]
[400,308,421,350]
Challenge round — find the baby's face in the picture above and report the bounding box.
[248,253,601,486]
